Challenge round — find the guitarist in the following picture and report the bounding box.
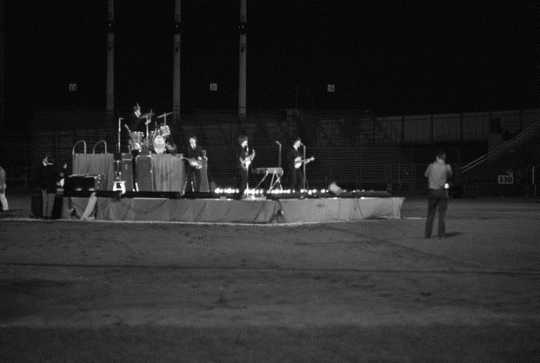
[126,103,151,191]
[236,135,255,195]
[287,136,305,191]
[185,136,205,192]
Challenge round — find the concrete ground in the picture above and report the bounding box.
[1,193,540,362]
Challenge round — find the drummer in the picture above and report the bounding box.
[129,103,146,132]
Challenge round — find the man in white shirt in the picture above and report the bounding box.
[424,151,452,238]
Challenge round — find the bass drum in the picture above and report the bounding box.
[153,135,166,154]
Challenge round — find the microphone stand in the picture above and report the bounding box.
[114,117,124,186]
[302,143,307,189]
[145,116,150,151]
[117,117,123,154]
[276,141,282,167]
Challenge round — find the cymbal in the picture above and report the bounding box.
[157,112,173,118]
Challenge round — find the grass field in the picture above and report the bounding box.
[1,195,540,362]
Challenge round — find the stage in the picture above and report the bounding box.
[62,195,404,224]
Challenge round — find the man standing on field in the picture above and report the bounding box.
[424,151,452,239]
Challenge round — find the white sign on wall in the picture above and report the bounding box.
[497,174,514,184]
[68,83,78,92]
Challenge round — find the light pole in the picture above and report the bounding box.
[238,0,247,121]
[173,0,182,122]
[105,0,115,119]
[0,0,5,127]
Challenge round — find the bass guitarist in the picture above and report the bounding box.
[184,136,205,192]
[237,135,255,195]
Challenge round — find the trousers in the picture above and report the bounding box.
[41,190,56,218]
[425,188,448,238]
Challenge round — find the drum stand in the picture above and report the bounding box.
[157,112,172,125]
[302,143,307,189]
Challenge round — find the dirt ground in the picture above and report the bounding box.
[1,194,540,362]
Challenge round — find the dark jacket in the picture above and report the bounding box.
[39,163,59,193]
[128,112,145,132]
[287,146,302,172]
[186,145,203,159]
[236,145,252,170]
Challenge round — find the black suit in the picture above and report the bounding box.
[127,112,148,189]
[287,146,303,190]
[237,146,251,194]
[39,162,58,218]
[186,145,203,192]
[128,112,145,132]
[39,163,59,193]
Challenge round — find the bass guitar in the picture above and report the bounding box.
[181,156,203,170]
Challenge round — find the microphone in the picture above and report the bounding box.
[275,140,281,146]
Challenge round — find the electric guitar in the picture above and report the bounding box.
[240,149,256,170]
[124,124,143,152]
[294,156,315,169]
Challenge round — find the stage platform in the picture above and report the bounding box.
[62,195,404,224]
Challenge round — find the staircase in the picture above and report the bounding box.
[459,119,540,174]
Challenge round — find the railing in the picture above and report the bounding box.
[460,119,540,174]
[72,140,87,155]
[92,140,108,154]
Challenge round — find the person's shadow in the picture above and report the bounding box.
[443,232,462,238]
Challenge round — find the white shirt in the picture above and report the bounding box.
[425,160,452,190]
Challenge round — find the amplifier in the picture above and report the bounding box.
[135,155,153,191]
[65,174,102,192]
[120,155,134,191]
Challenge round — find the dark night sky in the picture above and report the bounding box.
[5,1,537,121]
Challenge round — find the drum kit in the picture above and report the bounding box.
[125,112,173,154]
[150,124,171,154]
